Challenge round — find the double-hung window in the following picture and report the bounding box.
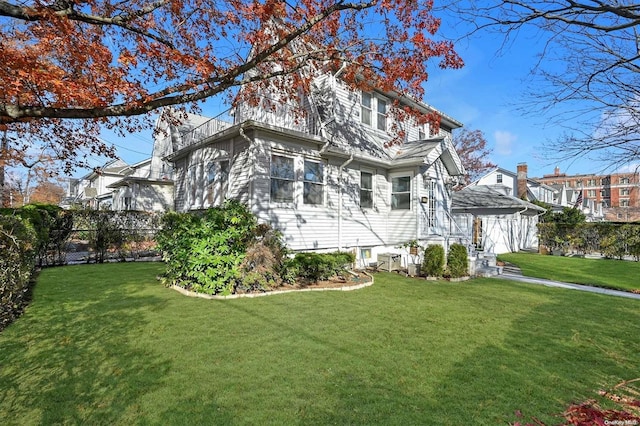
[360,171,373,209]
[303,160,323,205]
[270,155,295,203]
[391,175,411,210]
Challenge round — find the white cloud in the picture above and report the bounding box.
[493,130,517,156]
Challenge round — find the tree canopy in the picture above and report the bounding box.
[452,128,496,185]
[442,1,640,171]
[0,0,463,172]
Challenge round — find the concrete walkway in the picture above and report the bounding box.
[495,267,640,301]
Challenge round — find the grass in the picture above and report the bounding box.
[498,252,640,292]
[1,262,639,425]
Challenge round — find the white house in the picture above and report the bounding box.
[66,159,133,209]
[157,71,466,268]
[472,163,557,205]
[451,185,546,254]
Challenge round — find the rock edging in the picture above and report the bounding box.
[170,273,374,300]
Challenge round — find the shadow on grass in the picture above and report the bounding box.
[0,263,231,425]
[220,276,640,425]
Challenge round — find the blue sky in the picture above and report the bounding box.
[92,12,596,180]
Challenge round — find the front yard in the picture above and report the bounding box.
[1,262,639,425]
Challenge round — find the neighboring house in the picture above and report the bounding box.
[65,159,133,209]
[158,71,466,268]
[451,186,546,254]
[533,166,638,222]
[472,163,557,204]
[471,163,604,221]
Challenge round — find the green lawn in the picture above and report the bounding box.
[1,262,639,425]
[498,252,640,292]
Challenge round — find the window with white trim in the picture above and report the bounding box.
[620,188,630,196]
[496,173,503,184]
[303,159,323,205]
[620,199,630,207]
[360,171,373,209]
[587,189,596,197]
[270,155,295,203]
[621,177,630,184]
[391,175,411,210]
[361,91,389,131]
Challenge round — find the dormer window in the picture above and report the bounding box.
[496,173,503,184]
[361,91,389,132]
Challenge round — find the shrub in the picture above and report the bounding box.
[157,201,286,294]
[446,243,468,278]
[5,204,74,266]
[0,215,36,332]
[422,244,445,277]
[292,251,355,283]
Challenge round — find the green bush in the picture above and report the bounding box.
[291,251,355,283]
[2,204,73,266]
[422,244,445,277]
[0,215,36,332]
[157,201,273,295]
[446,243,468,278]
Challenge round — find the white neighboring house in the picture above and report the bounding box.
[451,186,546,254]
[107,112,221,212]
[472,163,603,221]
[472,164,557,205]
[66,159,133,209]
[157,72,467,268]
[108,158,173,212]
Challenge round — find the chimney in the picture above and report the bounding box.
[517,163,528,199]
[554,166,560,176]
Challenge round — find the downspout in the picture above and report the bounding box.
[338,154,354,252]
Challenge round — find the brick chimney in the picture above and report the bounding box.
[517,163,528,200]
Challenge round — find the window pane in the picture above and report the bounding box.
[220,161,229,180]
[361,107,371,125]
[271,180,294,202]
[271,155,294,179]
[304,182,323,205]
[361,172,372,190]
[207,163,216,184]
[392,176,411,193]
[377,98,387,131]
[304,160,322,183]
[377,98,386,114]
[360,190,373,208]
[361,92,372,108]
[391,193,410,210]
[361,92,372,125]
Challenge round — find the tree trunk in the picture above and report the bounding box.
[0,130,7,208]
